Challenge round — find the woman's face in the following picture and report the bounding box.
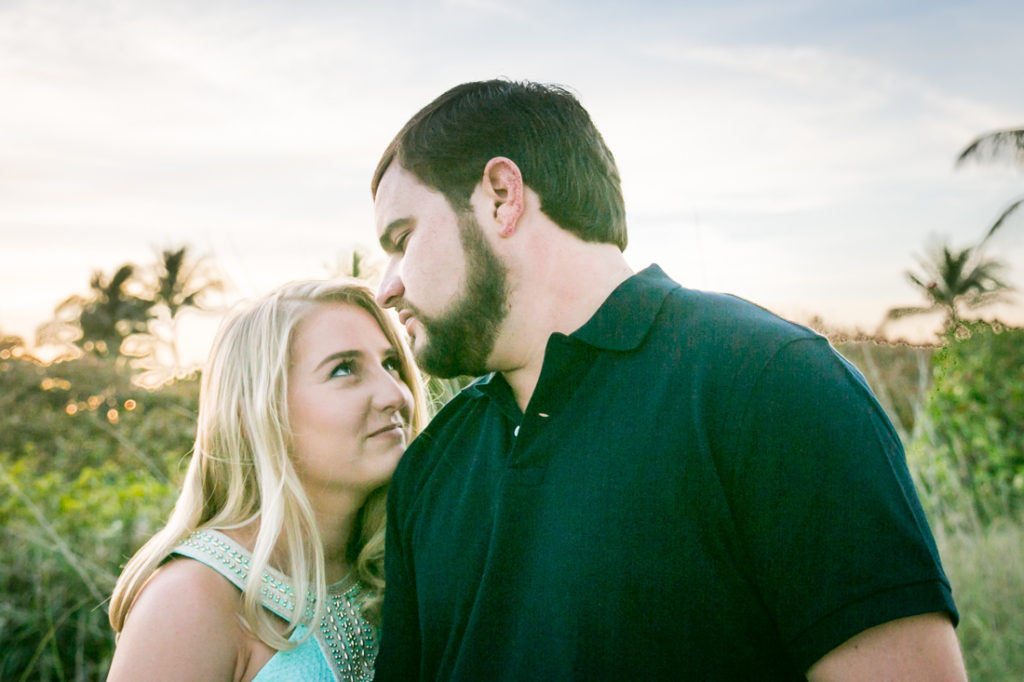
[287,302,413,495]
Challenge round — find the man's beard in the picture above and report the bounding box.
[409,211,510,378]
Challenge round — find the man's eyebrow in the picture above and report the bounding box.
[314,349,361,372]
[379,218,413,253]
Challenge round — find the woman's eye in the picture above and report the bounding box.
[330,361,355,378]
[383,355,402,374]
[395,232,410,252]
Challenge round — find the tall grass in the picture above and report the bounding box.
[936,518,1024,680]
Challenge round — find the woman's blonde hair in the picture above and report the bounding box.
[108,279,427,648]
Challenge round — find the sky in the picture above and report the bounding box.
[2,0,1023,364]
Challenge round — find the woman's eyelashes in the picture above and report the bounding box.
[383,353,402,375]
[329,359,356,379]
[326,352,401,380]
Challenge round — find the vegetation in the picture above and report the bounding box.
[884,240,1011,330]
[137,246,223,369]
[908,321,1024,528]
[883,126,1022,337]
[38,264,152,358]
[937,519,1024,682]
[37,246,222,373]
[0,350,196,681]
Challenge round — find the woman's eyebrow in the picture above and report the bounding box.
[314,349,361,372]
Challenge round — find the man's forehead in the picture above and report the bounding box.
[376,163,420,197]
[374,164,451,224]
[373,165,408,232]
[374,165,418,216]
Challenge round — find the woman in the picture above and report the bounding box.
[107,280,427,681]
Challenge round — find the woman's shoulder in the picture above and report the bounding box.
[146,555,244,614]
[107,557,245,681]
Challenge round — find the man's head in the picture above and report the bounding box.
[372,79,626,378]
[372,79,627,251]
[374,161,510,378]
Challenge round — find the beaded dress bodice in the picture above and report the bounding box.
[171,529,378,681]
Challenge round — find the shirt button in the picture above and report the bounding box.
[514,425,520,437]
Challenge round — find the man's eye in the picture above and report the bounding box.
[394,232,410,252]
[330,361,355,378]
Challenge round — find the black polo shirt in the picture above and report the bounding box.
[375,265,956,681]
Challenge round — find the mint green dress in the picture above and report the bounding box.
[171,529,378,681]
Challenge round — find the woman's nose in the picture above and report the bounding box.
[372,366,412,415]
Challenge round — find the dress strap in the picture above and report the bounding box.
[171,529,306,623]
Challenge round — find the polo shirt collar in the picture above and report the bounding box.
[570,263,679,351]
[466,264,678,401]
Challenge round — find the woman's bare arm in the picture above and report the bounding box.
[107,559,245,682]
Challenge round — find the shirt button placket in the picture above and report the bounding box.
[509,411,551,485]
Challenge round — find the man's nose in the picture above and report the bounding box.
[376,257,404,308]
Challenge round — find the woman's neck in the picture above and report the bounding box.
[220,487,364,584]
[306,486,365,583]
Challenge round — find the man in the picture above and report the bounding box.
[370,79,966,680]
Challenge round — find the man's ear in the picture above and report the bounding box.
[481,157,524,237]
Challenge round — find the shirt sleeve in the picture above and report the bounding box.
[373,478,422,681]
[725,337,957,672]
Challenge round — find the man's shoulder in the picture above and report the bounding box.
[656,285,822,356]
[630,265,819,346]
[391,379,490,490]
[419,376,490,437]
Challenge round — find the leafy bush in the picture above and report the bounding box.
[909,321,1024,528]
[0,354,195,681]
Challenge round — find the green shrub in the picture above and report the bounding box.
[0,354,194,681]
[909,321,1024,528]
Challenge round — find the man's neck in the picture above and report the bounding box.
[497,244,633,412]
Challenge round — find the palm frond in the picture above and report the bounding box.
[982,196,1024,242]
[886,305,938,320]
[957,128,1024,167]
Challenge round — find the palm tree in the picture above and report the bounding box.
[43,264,153,357]
[957,127,1024,241]
[153,247,210,318]
[145,247,223,367]
[885,239,1011,331]
[884,127,1024,335]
